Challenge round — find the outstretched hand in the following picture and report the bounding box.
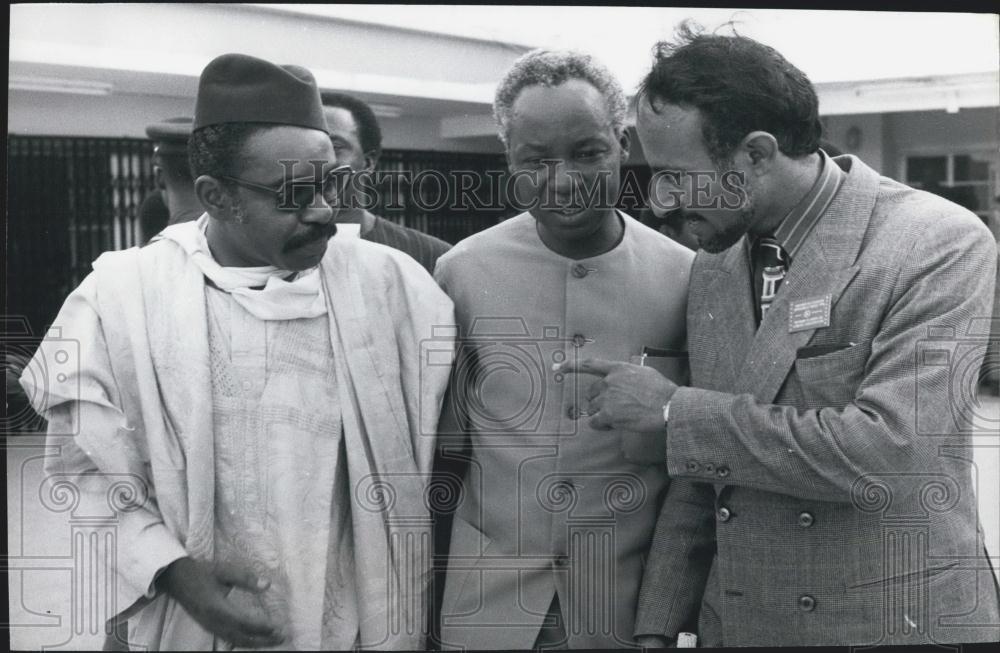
[554,358,678,433]
[158,557,286,648]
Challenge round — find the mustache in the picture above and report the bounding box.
[283,222,338,252]
[660,207,702,229]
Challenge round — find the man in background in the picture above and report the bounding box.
[321,91,451,273]
[139,117,202,243]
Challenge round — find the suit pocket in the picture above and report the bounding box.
[848,560,960,590]
[631,352,689,385]
[793,339,871,408]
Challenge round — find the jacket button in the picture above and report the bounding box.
[571,333,589,347]
[799,595,816,611]
[571,263,590,278]
[798,511,815,527]
[716,466,730,478]
[686,460,700,473]
[717,507,731,522]
[704,463,715,474]
[554,555,569,567]
[566,405,578,420]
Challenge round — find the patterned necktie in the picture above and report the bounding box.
[753,236,788,324]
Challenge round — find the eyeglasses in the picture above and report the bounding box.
[222,164,353,211]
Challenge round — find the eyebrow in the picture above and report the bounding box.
[650,162,687,172]
[516,136,610,151]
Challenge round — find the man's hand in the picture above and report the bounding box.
[636,634,673,648]
[555,358,678,433]
[157,557,286,648]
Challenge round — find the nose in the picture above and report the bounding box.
[300,194,334,225]
[546,159,576,198]
[650,173,686,217]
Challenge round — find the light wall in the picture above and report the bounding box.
[822,113,885,173]
[882,106,999,180]
[7,90,503,153]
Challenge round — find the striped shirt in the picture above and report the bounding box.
[771,149,845,263]
[362,214,452,274]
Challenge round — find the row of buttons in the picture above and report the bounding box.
[722,590,816,612]
[685,460,730,479]
[716,506,815,528]
[565,328,592,419]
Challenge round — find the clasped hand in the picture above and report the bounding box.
[158,557,286,648]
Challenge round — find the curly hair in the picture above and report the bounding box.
[638,21,822,165]
[187,122,273,180]
[493,49,627,148]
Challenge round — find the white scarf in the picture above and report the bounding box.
[158,215,327,320]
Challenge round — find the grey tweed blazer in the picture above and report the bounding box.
[635,155,1000,646]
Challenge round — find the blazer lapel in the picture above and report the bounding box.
[732,155,879,403]
[690,240,757,391]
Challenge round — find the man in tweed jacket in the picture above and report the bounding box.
[559,25,1000,646]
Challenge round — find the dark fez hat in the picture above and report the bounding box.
[193,53,326,132]
[146,117,193,156]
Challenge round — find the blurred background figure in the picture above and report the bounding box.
[136,190,170,246]
[140,117,201,244]
[321,92,451,273]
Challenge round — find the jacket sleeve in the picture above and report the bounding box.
[633,479,716,639]
[665,214,997,501]
[24,274,188,617]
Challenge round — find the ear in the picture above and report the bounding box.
[618,128,632,164]
[362,150,379,173]
[738,131,779,175]
[194,175,237,221]
[153,165,167,191]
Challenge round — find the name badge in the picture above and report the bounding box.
[789,294,831,332]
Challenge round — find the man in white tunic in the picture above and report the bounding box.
[21,53,454,650]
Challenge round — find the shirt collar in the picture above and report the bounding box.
[771,149,844,260]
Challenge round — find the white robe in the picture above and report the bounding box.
[22,229,455,650]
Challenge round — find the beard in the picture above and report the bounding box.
[698,204,755,253]
[660,185,756,254]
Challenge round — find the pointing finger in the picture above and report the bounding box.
[554,357,616,377]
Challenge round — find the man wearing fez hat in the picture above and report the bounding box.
[21,53,455,650]
[138,117,203,244]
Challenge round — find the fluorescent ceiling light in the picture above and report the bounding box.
[9,75,113,96]
[369,103,402,118]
